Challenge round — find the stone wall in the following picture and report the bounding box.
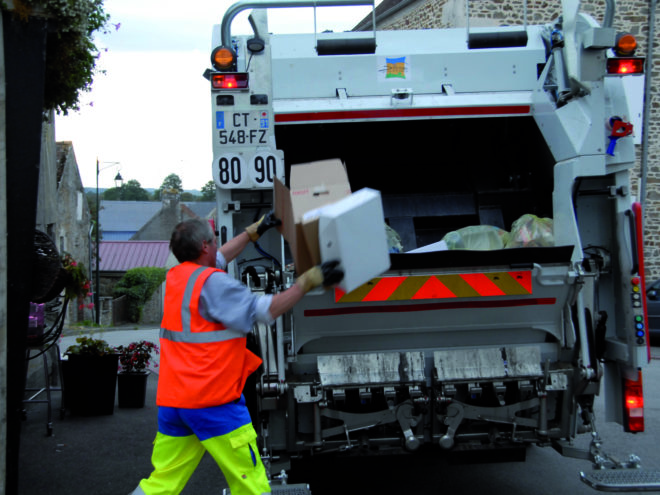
[379,0,659,280]
[99,274,163,325]
[55,142,94,323]
[35,118,58,240]
[140,283,164,324]
[34,123,94,323]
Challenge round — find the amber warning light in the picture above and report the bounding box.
[211,73,249,90]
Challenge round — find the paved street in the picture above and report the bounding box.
[19,333,660,495]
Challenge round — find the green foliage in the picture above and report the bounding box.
[8,0,114,115]
[160,173,183,193]
[200,180,216,202]
[113,267,166,323]
[180,191,194,202]
[65,335,114,356]
[102,179,150,201]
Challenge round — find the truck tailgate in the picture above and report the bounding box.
[291,246,575,356]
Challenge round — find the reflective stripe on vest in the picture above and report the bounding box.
[160,265,244,344]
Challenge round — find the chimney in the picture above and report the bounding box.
[161,189,180,208]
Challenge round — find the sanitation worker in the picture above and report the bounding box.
[130,215,343,495]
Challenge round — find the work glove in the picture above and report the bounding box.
[245,210,281,242]
[296,260,344,294]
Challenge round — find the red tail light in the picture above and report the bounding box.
[211,73,249,90]
[623,370,644,432]
[607,58,644,75]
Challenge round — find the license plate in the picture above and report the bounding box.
[216,110,269,146]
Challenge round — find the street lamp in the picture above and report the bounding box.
[95,159,120,324]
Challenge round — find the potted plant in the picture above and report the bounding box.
[61,252,94,320]
[116,340,159,408]
[62,336,118,416]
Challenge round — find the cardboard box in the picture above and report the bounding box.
[317,188,391,293]
[274,159,391,293]
[274,159,352,274]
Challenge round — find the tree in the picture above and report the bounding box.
[200,180,216,202]
[160,173,183,193]
[102,179,150,201]
[122,179,150,200]
[4,0,114,115]
[180,192,194,202]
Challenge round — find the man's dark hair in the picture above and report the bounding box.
[170,219,214,262]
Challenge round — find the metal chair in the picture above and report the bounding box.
[23,298,68,436]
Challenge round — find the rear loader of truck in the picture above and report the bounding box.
[207,0,659,491]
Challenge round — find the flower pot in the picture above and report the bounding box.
[117,371,149,408]
[61,354,119,416]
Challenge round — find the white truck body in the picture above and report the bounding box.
[208,0,657,490]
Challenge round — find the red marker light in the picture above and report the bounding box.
[607,58,644,75]
[211,72,249,90]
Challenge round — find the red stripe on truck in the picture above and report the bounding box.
[275,105,531,123]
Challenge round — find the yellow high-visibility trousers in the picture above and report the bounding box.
[135,423,270,495]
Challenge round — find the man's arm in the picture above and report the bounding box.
[268,261,344,319]
[268,284,305,319]
[220,210,282,264]
[219,231,251,264]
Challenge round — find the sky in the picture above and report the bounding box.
[55,0,376,190]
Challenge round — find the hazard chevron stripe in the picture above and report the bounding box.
[335,271,532,303]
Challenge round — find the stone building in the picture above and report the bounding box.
[356,0,659,279]
[55,141,94,323]
[34,119,93,324]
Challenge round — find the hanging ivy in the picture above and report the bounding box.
[3,0,113,115]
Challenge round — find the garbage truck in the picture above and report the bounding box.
[206,0,659,491]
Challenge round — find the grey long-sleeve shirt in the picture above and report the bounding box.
[197,252,274,333]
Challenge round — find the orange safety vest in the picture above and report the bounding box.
[157,261,262,408]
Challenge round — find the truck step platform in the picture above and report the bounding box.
[270,484,312,494]
[580,469,660,492]
[224,483,312,495]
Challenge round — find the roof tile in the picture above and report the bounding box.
[99,240,171,272]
